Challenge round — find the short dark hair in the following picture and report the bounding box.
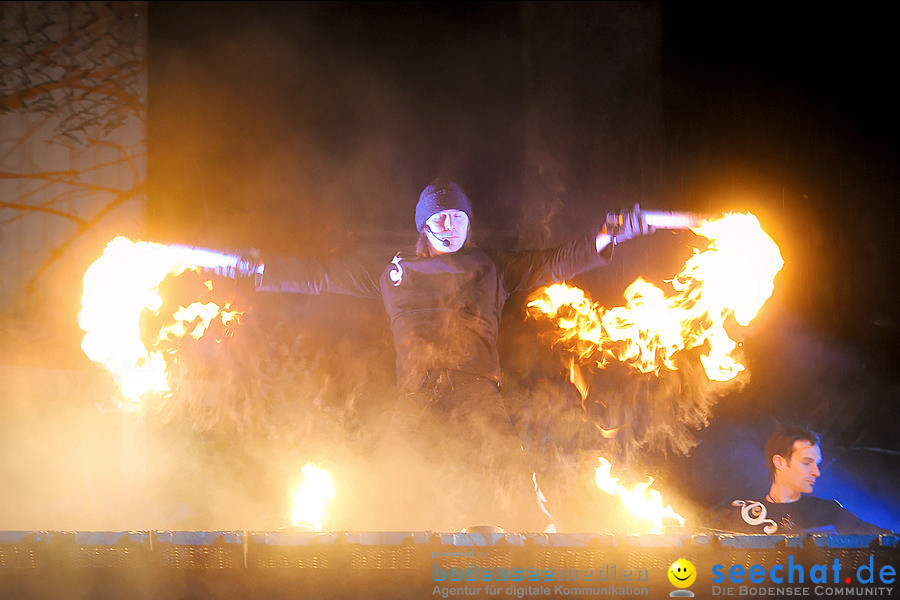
[764,426,821,478]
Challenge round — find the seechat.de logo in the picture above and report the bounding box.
[711,555,896,597]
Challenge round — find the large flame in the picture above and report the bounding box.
[79,236,241,403]
[594,457,685,533]
[527,212,783,381]
[290,462,335,532]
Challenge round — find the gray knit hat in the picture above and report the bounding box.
[414,179,473,231]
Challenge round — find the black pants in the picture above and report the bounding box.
[385,370,549,531]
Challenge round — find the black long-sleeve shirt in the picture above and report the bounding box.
[257,231,609,391]
[710,496,890,535]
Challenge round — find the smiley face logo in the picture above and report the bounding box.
[668,558,696,588]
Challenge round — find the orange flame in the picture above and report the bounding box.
[527,213,783,381]
[290,462,335,532]
[79,236,241,404]
[159,302,240,341]
[594,457,685,533]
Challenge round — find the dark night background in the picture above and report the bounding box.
[144,2,898,531]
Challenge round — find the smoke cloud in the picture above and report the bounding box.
[2,3,895,535]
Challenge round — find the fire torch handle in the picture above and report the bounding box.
[166,244,263,280]
[604,209,704,232]
[641,210,704,230]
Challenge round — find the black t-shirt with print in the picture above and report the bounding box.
[711,495,889,535]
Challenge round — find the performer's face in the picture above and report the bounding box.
[776,440,822,495]
[425,209,469,254]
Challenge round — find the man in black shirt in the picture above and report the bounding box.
[238,178,651,530]
[713,426,889,535]
[256,179,642,393]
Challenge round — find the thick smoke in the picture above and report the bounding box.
[2,3,895,534]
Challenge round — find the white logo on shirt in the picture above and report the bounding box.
[732,499,779,533]
[389,254,404,286]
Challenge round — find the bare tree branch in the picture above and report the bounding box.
[24,180,147,299]
[0,200,87,225]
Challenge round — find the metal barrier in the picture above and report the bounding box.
[1,531,897,599]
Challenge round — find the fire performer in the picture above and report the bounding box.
[219,178,653,530]
[711,426,891,535]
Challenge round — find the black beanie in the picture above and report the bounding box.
[414,179,473,231]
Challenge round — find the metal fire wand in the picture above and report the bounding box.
[643,210,705,230]
[606,209,706,232]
